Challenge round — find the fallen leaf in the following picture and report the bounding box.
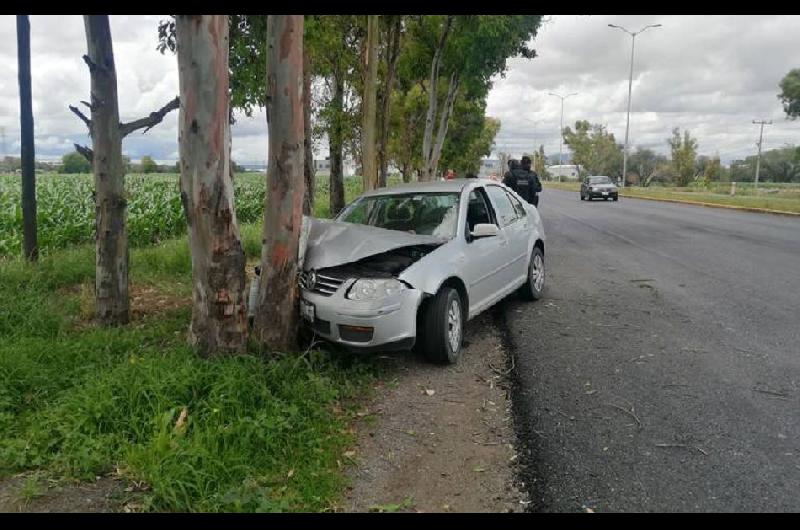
[287,469,294,479]
[424,389,436,396]
[174,407,188,435]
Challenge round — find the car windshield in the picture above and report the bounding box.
[589,176,613,184]
[337,192,460,238]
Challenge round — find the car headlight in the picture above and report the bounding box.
[347,278,406,301]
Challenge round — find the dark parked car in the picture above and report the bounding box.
[581,176,619,201]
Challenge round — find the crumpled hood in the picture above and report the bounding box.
[302,218,445,271]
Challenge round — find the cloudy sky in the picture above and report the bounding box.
[0,14,797,165]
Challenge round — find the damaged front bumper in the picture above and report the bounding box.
[300,281,423,352]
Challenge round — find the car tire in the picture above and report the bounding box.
[580,193,585,201]
[519,246,545,301]
[586,195,592,201]
[419,287,463,365]
[613,196,619,201]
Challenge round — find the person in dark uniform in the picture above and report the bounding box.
[503,155,542,207]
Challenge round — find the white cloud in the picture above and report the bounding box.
[0,15,798,166]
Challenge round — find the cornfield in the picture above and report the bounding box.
[0,173,267,257]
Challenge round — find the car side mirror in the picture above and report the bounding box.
[471,223,498,239]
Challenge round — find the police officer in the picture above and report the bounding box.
[503,155,542,207]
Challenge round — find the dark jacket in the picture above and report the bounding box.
[503,167,542,205]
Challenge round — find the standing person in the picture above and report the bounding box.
[503,156,542,207]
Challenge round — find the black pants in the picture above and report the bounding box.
[531,194,539,207]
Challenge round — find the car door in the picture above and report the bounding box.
[461,187,512,315]
[485,185,529,291]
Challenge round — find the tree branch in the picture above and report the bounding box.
[74,143,93,163]
[69,104,92,132]
[119,96,180,138]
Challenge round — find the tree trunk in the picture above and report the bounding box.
[420,16,453,181]
[329,68,345,216]
[176,15,247,355]
[16,15,37,262]
[377,16,402,188]
[302,45,315,216]
[361,15,379,191]
[429,73,459,179]
[254,15,305,352]
[84,15,129,325]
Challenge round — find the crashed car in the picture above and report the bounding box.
[295,179,546,364]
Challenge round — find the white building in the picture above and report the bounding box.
[547,164,583,181]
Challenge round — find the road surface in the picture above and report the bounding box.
[503,188,800,512]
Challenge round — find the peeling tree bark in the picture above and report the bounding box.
[254,15,305,352]
[302,45,315,216]
[176,15,247,355]
[329,67,345,216]
[361,15,379,191]
[84,15,129,325]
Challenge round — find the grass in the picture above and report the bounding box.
[543,180,800,214]
[0,222,382,512]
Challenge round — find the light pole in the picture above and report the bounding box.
[608,22,662,187]
[752,119,771,193]
[548,92,578,180]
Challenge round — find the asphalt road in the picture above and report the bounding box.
[503,188,800,512]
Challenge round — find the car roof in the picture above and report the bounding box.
[360,179,494,197]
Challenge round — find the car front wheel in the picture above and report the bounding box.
[519,246,545,301]
[419,287,463,364]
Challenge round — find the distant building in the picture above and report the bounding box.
[547,164,583,181]
[479,159,501,178]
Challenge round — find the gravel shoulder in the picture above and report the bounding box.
[341,312,529,513]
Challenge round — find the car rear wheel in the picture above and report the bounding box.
[418,287,463,365]
[613,196,619,201]
[580,193,585,201]
[519,246,545,301]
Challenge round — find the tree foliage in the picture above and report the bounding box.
[562,120,623,178]
[668,128,699,187]
[778,68,800,120]
[60,151,92,174]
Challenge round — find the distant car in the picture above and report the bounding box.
[297,179,546,364]
[581,176,619,201]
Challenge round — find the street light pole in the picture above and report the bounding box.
[548,92,578,182]
[752,119,772,192]
[608,23,662,188]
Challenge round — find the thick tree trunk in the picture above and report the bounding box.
[329,68,345,216]
[361,15,379,191]
[377,16,402,188]
[420,16,453,181]
[16,15,37,262]
[303,46,315,216]
[254,15,305,352]
[84,16,129,325]
[176,15,247,355]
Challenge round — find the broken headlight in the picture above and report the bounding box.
[346,278,406,301]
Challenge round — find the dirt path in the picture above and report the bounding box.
[0,474,128,513]
[341,312,529,513]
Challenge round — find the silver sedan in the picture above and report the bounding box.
[298,179,546,364]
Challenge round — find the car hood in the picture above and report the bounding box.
[302,218,446,270]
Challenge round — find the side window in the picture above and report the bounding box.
[486,186,518,227]
[506,191,527,219]
[466,188,494,234]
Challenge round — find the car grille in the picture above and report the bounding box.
[299,270,345,297]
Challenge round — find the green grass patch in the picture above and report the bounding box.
[0,226,380,512]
